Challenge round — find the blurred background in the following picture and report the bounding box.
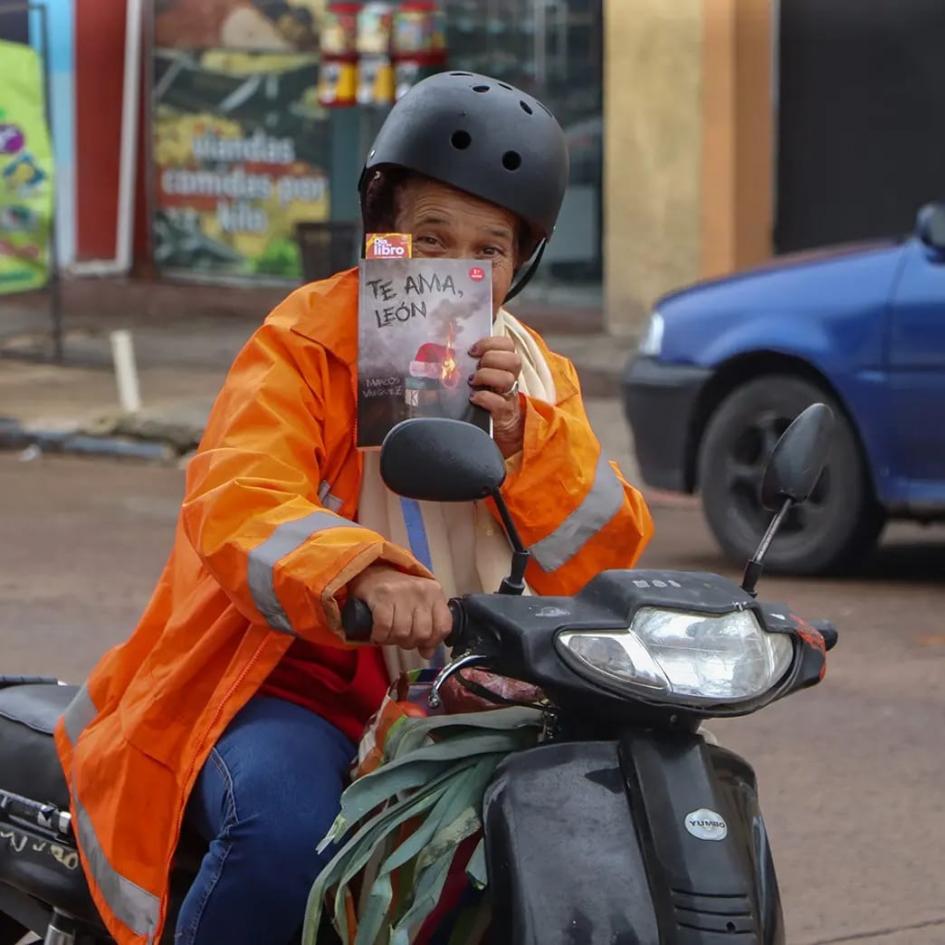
[2,2,945,944]
[5,0,945,323]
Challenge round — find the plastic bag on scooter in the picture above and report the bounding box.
[304,700,544,945]
[354,668,544,779]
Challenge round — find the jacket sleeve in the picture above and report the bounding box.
[179,312,429,645]
[500,350,654,596]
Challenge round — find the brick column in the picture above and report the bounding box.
[700,0,774,278]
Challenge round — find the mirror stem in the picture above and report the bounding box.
[742,497,793,596]
[493,491,529,595]
[499,551,529,595]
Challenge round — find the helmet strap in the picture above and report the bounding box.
[503,240,547,303]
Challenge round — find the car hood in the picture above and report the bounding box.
[658,240,907,318]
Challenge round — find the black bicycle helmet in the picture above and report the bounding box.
[359,71,569,298]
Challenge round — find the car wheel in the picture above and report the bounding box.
[698,375,884,574]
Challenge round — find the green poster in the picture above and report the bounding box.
[0,39,53,294]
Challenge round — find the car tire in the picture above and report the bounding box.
[698,375,884,574]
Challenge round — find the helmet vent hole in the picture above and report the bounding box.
[520,101,533,115]
[499,83,512,90]
[502,150,522,171]
[450,72,473,77]
[472,85,490,93]
[451,130,472,150]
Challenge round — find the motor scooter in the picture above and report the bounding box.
[0,406,838,945]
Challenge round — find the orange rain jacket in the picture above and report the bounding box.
[54,269,654,945]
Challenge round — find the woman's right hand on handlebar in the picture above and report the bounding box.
[347,564,453,659]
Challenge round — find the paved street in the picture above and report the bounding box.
[2,403,944,944]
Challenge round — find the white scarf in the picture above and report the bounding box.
[357,309,557,681]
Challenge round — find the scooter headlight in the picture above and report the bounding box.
[557,608,793,704]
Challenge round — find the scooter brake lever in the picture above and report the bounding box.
[428,652,491,709]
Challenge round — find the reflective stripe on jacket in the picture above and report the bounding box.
[54,269,653,944]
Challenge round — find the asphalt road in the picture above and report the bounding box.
[2,429,944,944]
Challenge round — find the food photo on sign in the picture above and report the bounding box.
[154,0,322,52]
[152,46,330,281]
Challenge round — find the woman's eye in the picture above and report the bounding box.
[417,235,439,247]
[481,246,505,258]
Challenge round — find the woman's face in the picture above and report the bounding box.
[394,178,521,316]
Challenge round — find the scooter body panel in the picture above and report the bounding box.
[483,734,783,945]
[620,730,783,945]
[483,740,659,945]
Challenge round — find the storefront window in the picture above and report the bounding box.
[443,0,603,306]
[147,0,603,305]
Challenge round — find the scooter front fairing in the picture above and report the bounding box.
[483,732,783,945]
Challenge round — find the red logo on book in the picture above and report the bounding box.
[468,266,485,282]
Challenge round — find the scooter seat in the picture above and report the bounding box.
[0,683,209,942]
[0,682,336,943]
[0,682,74,810]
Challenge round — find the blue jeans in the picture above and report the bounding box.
[174,696,355,945]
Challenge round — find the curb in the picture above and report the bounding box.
[0,418,178,463]
[0,362,624,462]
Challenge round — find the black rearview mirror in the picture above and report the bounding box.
[760,403,835,511]
[916,202,945,254]
[380,417,530,595]
[380,418,506,502]
[744,403,835,594]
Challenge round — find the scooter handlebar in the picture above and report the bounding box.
[341,598,465,648]
[809,618,839,651]
[341,598,375,642]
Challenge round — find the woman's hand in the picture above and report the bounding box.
[347,564,453,659]
[468,336,525,458]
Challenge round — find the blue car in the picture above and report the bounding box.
[623,202,945,573]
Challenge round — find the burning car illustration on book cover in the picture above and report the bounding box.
[404,324,463,416]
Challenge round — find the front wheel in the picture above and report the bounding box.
[698,375,884,574]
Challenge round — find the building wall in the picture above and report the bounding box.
[74,0,128,262]
[604,0,774,336]
[604,0,703,336]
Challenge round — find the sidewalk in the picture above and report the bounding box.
[0,276,637,463]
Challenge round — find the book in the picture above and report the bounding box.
[357,255,493,448]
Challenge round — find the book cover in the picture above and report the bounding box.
[357,257,493,448]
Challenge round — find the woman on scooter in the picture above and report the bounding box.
[54,72,653,945]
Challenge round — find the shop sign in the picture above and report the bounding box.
[153,48,330,281]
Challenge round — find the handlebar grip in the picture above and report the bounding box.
[810,619,838,651]
[341,598,466,647]
[341,598,375,642]
[0,675,61,690]
[444,600,464,649]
